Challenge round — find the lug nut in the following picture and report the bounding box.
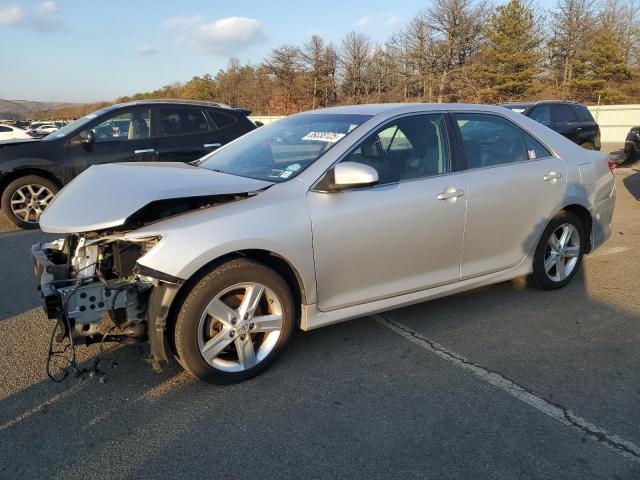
[249,323,256,330]
[240,334,247,341]
[231,317,237,325]
[244,313,249,320]
[229,330,236,338]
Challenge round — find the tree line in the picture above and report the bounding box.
[33,0,640,119]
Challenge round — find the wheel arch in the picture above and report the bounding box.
[164,249,307,356]
[0,168,63,208]
[559,204,593,253]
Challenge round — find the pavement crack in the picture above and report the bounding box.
[374,314,640,464]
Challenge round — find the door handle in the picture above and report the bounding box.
[543,170,562,181]
[134,148,156,155]
[204,143,222,149]
[437,187,465,200]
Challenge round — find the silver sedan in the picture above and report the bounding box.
[33,103,616,384]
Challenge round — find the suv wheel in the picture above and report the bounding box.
[530,211,585,290]
[1,175,58,229]
[174,258,295,384]
[580,141,595,150]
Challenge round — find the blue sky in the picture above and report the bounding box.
[0,0,548,103]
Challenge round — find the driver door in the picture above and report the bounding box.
[307,113,467,311]
[68,107,157,177]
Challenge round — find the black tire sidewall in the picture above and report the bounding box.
[1,175,59,229]
[531,211,585,290]
[174,258,295,384]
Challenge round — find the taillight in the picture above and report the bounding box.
[608,160,616,175]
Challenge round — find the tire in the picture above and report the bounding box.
[1,175,59,229]
[174,258,295,384]
[580,141,595,150]
[529,211,586,290]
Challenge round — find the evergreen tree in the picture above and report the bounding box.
[478,0,543,100]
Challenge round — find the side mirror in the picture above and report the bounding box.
[77,130,95,145]
[331,162,379,190]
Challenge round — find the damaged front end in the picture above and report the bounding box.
[32,231,181,379]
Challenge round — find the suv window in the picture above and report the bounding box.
[529,105,552,125]
[208,110,237,129]
[91,108,151,143]
[573,105,594,122]
[0,126,11,132]
[341,114,449,184]
[158,108,209,136]
[455,113,527,168]
[553,104,579,123]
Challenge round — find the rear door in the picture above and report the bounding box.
[454,112,567,279]
[550,104,581,143]
[67,106,156,176]
[571,104,599,148]
[155,106,223,162]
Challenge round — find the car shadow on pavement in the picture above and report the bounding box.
[622,167,640,201]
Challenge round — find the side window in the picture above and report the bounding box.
[455,113,527,169]
[574,105,594,122]
[341,114,449,185]
[92,108,151,143]
[529,105,551,125]
[553,105,578,123]
[0,126,11,132]
[158,108,209,136]
[523,132,552,159]
[208,110,238,130]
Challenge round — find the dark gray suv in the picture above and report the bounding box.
[500,101,601,150]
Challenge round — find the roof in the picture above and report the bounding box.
[302,103,514,118]
[499,100,587,109]
[107,99,250,114]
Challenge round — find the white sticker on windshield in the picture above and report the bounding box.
[528,149,537,159]
[302,131,346,143]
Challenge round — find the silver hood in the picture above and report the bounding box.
[39,162,273,233]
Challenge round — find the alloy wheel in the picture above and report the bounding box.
[197,282,284,372]
[544,223,581,282]
[10,184,55,224]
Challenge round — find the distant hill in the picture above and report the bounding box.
[0,99,79,120]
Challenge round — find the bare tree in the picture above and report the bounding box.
[302,35,338,108]
[262,45,303,113]
[339,31,372,102]
[425,0,490,102]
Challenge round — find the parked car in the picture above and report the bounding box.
[31,124,59,138]
[623,125,640,164]
[0,123,31,141]
[0,100,256,229]
[32,103,616,384]
[500,101,601,150]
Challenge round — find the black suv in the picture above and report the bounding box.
[500,101,601,150]
[623,125,640,164]
[0,100,256,229]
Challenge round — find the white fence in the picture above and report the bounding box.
[587,104,640,143]
[252,105,640,144]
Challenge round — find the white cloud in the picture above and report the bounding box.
[354,16,369,27]
[0,2,61,31]
[385,15,400,27]
[39,1,57,14]
[136,45,158,55]
[163,14,203,28]
[0,5,25,24]
[168,16,267,55]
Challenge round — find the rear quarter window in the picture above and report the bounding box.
[574,105,595,122]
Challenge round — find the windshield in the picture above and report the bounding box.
[43,107,112,140]
[198,113,372,182]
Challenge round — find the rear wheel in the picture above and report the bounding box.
[174,258,295,384]
[1,175,58,229]
[529,211,585,290]
[580,141,595,150]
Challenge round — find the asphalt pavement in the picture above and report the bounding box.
[0,156,638,479]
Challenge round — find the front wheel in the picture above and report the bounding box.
[1,175,58,229]
[529,211,585,290]
[174,258,295,384]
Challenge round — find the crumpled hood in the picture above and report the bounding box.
[39,162,273,233]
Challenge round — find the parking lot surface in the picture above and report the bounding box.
[1,161,639,479]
